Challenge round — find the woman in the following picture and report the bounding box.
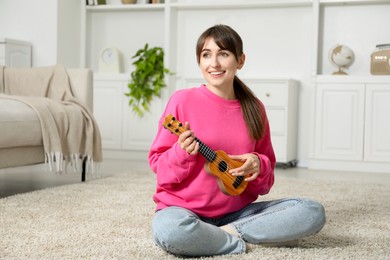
[148,24,325,257]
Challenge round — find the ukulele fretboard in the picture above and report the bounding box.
[195,137,217,162]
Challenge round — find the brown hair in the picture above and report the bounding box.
[196,24,266,140]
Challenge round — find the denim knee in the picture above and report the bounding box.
[152,207,199,254]
[300,198,326,234]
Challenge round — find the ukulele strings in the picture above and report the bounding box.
[196,138,240,182]
[167,120,241,184]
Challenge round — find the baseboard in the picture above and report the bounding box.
[307,159,390,174]
[102,149,149,161]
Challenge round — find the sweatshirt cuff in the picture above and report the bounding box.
[254,152,272,177]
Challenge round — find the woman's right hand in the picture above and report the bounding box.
[178,122,199,155]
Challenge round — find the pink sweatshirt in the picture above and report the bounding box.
[148,85,275,218]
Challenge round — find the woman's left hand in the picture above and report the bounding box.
[228,154,261,182]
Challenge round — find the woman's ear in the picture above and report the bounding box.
[237,53,246,70]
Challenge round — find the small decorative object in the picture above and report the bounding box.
[121,0,137,4]
[99,47,122,73]
[125,44,173,117]
[371,44,390,75]
[328,44,354,75]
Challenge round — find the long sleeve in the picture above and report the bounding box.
[148,115,199,189]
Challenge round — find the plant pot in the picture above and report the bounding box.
[121,0,137,4]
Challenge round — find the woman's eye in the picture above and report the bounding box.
[220,52,229,57]
[202,53,210,58]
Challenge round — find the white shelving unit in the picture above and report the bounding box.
[81,0,390,172]
[309,0,390,173]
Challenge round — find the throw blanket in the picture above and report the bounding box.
[0,65,102,175]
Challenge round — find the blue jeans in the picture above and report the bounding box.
[152,198,326,256]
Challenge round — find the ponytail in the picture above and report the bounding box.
[234,76,266,140]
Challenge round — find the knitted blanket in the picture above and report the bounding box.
[0,65,102,174]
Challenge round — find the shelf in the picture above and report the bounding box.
[319,0,390,6]
[85,0,390,11]
[86,4,165,12]
[170,1,312,10]
[316,75,390,83]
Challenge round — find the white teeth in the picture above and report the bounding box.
[210,72,223,75]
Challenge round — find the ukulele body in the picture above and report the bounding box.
[204,150,247,196]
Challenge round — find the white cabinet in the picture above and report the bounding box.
[0,38,31,67]
[311,76,390,172]
[93,75,125,149]
[93,73,164,155]
[314,83,365,160]
[247,79,299,166]
[364,84,390,162]
[122,93,164,151]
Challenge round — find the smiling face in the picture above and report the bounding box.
[196,25,245,100]
[199,37,245,99]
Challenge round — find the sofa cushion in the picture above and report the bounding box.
[0,146,45,168]
[0,99,42,149]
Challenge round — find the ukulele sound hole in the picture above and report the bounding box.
[233,176,244,189]
[218,161,228,172]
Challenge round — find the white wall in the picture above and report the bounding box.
[57,0,82,68]
[0,0,81,68]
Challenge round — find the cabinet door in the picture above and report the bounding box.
[0,42,31,67]
[6,43,32,67]
[364,84,390,162]
[250,82,286,162]
[93,79,123,149]
[315,84,365,160]
[122,86,164,151]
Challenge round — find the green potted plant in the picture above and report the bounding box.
[125,44,173,117]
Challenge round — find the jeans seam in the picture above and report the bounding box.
[227,199,301,224]
[234,199,304,239]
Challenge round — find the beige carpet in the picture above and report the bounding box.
[1,170,389,259]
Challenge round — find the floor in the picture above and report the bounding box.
[1,158,389,198]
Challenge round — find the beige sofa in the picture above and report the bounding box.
[0,67,95,181]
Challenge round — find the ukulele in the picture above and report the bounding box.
[162,114,248,196]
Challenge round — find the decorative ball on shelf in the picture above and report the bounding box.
[328,44,354,75]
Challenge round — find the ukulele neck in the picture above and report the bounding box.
[195,137,217,162]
